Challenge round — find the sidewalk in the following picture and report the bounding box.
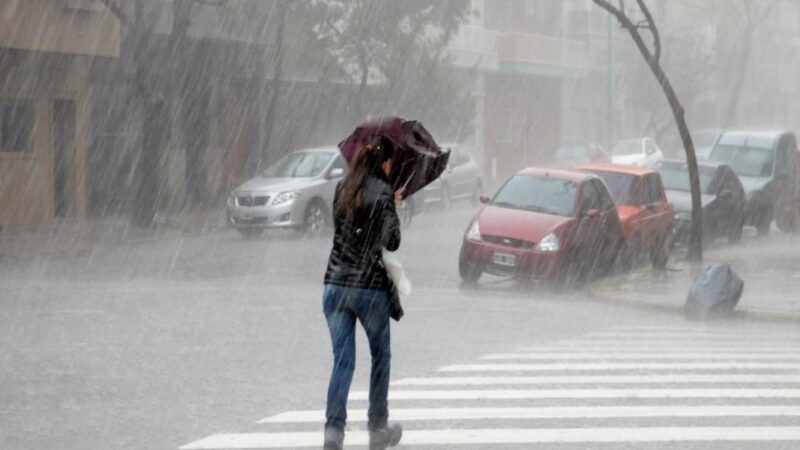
[0,209,227,260]
[591,232,800,322]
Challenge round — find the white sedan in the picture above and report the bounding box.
[611,137,664,168]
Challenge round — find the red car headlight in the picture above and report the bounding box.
[535,232,560,252]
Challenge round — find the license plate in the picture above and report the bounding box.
[242,212,254,219]
[493,252,517,267]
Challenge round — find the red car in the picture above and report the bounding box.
[576,163,674,267]
[458,167,624,286]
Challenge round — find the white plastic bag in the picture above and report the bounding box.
[382,248,412,296]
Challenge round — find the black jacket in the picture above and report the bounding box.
[324,171,401,290]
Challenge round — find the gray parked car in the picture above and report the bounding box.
[226,147,346,238]
[690,129,723,160]
[422,144,483,209]
[657,159,745,246]
[708,130,799,235]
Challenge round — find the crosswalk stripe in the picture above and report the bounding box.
[181,426,800,448]
[391,374,800,386]
[439,362,800,371]
[584,331,799,338]
[348,388,800,400]
[181,325,800,449]
[481,352,800,360]
[613,326,751,331]
[555,335,800,348]
[521,345,797,352]
[260,405,800,423]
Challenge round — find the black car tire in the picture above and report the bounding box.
[728,218,745,243]
[458,248,481,284]
[562,246,591,288]
[650,237,669,269]
[756,205,773,236]
[776,208,797,233]
[303,200,328,236]
[622,234,642,271]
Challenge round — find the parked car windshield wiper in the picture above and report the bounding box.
[492,201,518,209]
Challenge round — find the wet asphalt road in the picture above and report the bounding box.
[1,203,799,450]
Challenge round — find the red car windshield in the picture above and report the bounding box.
[492,175,577,217]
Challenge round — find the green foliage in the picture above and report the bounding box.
[314,0,476,140]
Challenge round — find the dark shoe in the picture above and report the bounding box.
[369,423,402,450]
[323,428,344,450]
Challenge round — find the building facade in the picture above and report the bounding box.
[0,0,119,227]
[448,0,610,186]
[0,0,356,226]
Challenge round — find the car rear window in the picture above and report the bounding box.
[658,164,716,194]
[585,170,639,205]
[709,144,773,177]
[492,175,577,217]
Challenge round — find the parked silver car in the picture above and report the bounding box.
[422,144,483,208]
[226,147,346,237]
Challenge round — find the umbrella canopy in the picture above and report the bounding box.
[338,116,449,199]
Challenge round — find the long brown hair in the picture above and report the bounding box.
[337,136,395,221]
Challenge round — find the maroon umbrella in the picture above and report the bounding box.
[338,116,449,199]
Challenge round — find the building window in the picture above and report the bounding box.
[1,99,33,153]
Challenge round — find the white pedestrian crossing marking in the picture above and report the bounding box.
[349,388,800,400]
[261,405,800,423]
[585,330,797,337]
[522,345,797,352]
[180,325,800,449]
[439,361,800,371]
[181,427,800,449]
[392,374,800,386]
[481,352,800,360]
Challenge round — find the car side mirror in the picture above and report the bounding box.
[328,168,345,179]
[645,202,656,211]
[586,209,601,219]
[719,189,734,201]
[479,195,491,205]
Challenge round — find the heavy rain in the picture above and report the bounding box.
[1,0,800,449]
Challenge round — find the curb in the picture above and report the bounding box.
[590,277,800,325]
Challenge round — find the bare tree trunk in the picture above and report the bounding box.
[594,0,703,261]
[262,1,288,165]
[173,0,210,207]
[104,0,171,226]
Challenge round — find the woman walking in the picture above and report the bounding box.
[323,136,403,450]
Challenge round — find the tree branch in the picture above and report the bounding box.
[636,0,661,62]
[594,0,632,27]
[100,0,133,27]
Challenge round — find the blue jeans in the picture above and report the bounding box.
[323,284,391,433]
